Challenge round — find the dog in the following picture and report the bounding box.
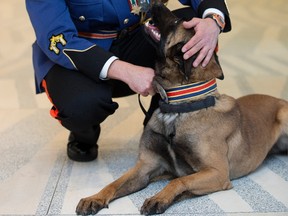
[76,1,288,215]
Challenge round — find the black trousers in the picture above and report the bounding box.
[43,27,158,138]
[43,7,195,141]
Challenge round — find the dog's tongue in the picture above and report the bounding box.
[144,20,161,42]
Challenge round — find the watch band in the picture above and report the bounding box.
[206,13,225,33]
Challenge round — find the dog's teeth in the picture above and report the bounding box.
[144,22,161,42]
[156,32,160,40]
[151,29,161,40]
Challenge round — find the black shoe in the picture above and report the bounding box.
[67,126,100,162]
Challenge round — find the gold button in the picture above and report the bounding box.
[123,18,129,24]
[79,16,86,22]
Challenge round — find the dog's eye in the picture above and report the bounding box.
[175,42,185,53]
[168,42,185,62]
[173,54,183,66]
[169,42,184,54]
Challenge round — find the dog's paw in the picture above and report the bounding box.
[76,196,108,215]
[140,197,169,215]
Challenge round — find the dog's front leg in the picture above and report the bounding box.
[140,167,232,215]
[76,159,161,215]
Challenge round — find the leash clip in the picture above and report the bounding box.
[154,81,168,103]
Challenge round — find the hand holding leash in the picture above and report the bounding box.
[181,17,220,68]
[108,60,155,97]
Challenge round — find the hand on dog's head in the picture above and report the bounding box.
[149,1,224,89]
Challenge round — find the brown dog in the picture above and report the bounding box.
[76,2,288,215]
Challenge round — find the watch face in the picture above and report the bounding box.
[212,14,225,30]
[215,14,225,25]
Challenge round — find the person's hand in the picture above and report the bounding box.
[181,17,220,68]
[107,60,155,97]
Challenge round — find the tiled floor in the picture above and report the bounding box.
[0,0,287,215]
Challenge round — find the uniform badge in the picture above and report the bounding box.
[131,5,142,15]
[128,0,151,24]
[49,34,67,55]
[128,0,150,15]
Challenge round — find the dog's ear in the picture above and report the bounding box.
[168,42,196,80]
[167,43,224,81]
[168,42,184,65]
[193,52,224,81]
[182,51,224,81]
[213,53,224,80]
[183,55,196,81]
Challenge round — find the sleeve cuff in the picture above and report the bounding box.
[99,56,119,80]
[63,45,114,82]
[198,0,231,32]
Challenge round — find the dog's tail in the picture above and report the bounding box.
[271,134,288,154]
[270,101,288,155]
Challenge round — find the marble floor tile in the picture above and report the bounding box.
[0,80,19,109]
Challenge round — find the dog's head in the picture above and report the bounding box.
[145,1,224,89]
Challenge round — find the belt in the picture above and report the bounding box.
[78,23,140,40]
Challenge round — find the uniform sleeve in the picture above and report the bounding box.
[25,0,114,81]
[178,0,231,32]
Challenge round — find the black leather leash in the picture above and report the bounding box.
[138,94,149,117]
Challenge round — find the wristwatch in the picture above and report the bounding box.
[206,13,225,33]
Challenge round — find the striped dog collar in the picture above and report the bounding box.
[165,79,217,103]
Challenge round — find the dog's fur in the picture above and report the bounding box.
[76,2,288,215]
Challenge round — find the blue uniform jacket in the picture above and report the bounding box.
[26,0,231,93]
